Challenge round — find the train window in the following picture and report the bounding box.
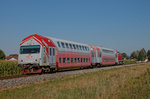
[69,44,73,49]
[57,42,61,47]
[65,43,69,48]
[63,58,66,63]
[89,58,90,62]
[76,45,79,50]
[71,58,73,63]
[49,48,51,56]
[75,58,77,62]
[84,46,86,50]
[59,58,61,63]
[82,46,85,50]
[79,45,82,50]
[78,58,80,63]
[99,52,101,57]
[102,49,114,54]
[92,51,94,57]
[84,47,86,51]
[87,47,89,51]
[61,42,65,48]
[73,44,76,49]
[67,58,70,63]
[86,58,88,62]
[53,48,55,56]
[84,58,85,62]
[81,58,83,62]
[85,47,87,51]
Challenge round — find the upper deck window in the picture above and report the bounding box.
[82,46,85,50]
[69,44,73,49]
[79,45,82,50]
[65,43,69,48]
[20,45,40,54]
[76,45,79,50]
[102,49,114,54]
[73,44,76,49]
[61,42,65,48]
[57,42,61,47]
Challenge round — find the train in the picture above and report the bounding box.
[18,34,123,74]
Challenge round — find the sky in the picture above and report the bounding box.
[0,0,150,56]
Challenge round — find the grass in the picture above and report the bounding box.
[114,68,150,99]
[0,63,150,99]
[0,60,22,77]
[124,59,136,64]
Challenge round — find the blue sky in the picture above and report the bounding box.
[0,0,150,56]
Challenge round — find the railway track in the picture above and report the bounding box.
[0,63,148,89]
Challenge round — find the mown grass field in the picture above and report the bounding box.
[0,60,22,77]
[0,63,150,99]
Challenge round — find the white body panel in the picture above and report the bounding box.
[18,38,42,66]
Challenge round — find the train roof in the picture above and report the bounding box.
[45,36,90,47]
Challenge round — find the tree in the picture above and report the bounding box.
[122,53,129,59]
[147,50,150,61]
[130,50,139,59]
[0,49,6,60]
[138,48,147,61]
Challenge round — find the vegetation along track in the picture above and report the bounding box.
[0,63,148,89]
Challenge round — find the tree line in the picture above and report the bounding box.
[122,48,150,61]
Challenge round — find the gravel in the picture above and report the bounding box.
[0,63,145,89]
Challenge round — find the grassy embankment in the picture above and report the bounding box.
[0,63,150,99]
[0,60,22,77]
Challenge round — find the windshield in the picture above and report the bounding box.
[20,45,40,54]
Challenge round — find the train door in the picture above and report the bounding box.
[95,50,98,63]
[91,50,95,64]
[49,47,56,66]
[115,52,118,64]
[42,47,47,65]
[96,50,101,64]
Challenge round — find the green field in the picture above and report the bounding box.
[0,63,150,99]
[0,60,22,77]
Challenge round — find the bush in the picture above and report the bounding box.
[0,61,22,77]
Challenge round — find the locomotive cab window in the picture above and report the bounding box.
[20,45,40,54]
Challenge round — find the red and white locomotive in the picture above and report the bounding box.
[18,34,123,73]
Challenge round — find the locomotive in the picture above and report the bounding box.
[18,34,123,74]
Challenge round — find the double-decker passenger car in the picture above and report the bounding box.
[18,34,123,73]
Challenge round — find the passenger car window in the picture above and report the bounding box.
[57,42,61,47]
[61,42,65,48]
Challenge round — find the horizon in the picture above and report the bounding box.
[0,0,150,56]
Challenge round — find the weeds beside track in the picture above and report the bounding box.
[0,61,22,77]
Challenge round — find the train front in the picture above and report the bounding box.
[18,36,43,74]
